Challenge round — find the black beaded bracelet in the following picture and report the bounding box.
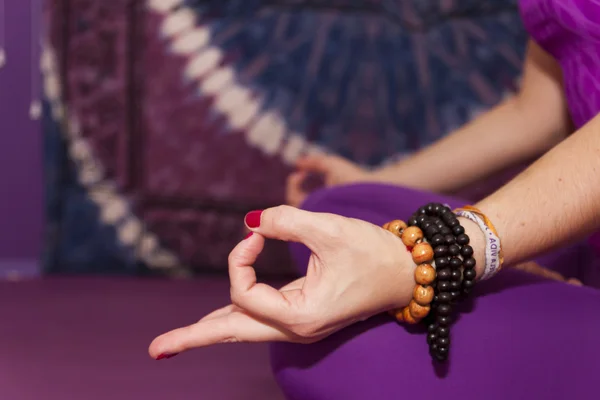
[416,214,463,362]
[407,203,477,362]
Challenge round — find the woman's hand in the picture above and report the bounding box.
[148,206,414,359]
[286,154,374,207]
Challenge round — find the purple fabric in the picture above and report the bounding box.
[0,276,283,400]
[270,184,600,399]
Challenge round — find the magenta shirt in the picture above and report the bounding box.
[519,0,600,253]
[519,0,600,129]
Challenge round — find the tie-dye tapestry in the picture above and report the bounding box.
[43,0,526,277]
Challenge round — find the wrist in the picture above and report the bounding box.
[391,242,419,309]
[381,226,432,311]
[385,217,486,309]
[457,217,486,280]
[370,165,413,187]
[368,167,393,184]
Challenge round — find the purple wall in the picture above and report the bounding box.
[0,0,43,277]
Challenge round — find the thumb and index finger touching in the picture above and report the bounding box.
[287,153,332,206]
[148,217,314,359]
[295,153,332,173]
[149,206,340,359]
[287,152,350,206]
[244,206,337,251]
[228,205,336,319]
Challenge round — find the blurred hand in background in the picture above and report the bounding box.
[286,154,374,207]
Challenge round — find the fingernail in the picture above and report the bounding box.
[244,210,263,228]
[156,353,178,360]
[244,232,253,240]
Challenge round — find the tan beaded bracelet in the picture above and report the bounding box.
[383,220,437,324]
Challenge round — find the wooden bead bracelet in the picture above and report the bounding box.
[382,220,437,324]
[408,203,477,362]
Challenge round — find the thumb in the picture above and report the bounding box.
[244,205,340,251]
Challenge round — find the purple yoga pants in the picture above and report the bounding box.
[270,184,600,400]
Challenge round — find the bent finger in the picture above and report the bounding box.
[228,233,298,324]
[279,277,305,292]
[286,171,308,207]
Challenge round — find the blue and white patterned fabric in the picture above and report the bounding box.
[43,0,527,276]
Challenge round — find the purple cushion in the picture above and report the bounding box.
[271,183,600,400]
[0,277,283,399]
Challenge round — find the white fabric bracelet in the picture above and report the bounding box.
[454,210,502,280]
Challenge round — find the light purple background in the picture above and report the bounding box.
[0,0,43,277]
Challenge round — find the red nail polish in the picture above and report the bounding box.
[244,232,253,240]
[156,353,178,360]
[245,210,263,228]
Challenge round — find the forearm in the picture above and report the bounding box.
[466,113,600,277]
[374,97,562,192]
[374,41,570,194]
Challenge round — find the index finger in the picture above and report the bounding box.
[286,171,309,208]
[228,233,300,325]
